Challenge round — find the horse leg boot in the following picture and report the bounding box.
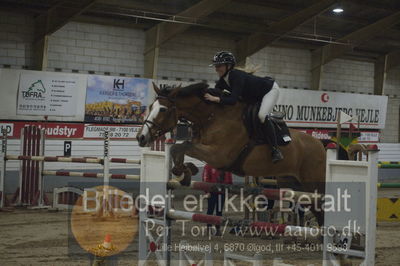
[170,141,199,186]
[263,116,283,163]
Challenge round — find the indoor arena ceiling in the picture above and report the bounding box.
[1,0,400,62]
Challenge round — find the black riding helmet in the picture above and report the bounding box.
[210,51,236,66]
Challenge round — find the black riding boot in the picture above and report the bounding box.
[263,116,284,163]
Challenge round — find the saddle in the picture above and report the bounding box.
[243,102,291,146]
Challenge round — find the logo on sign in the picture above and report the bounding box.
[0,123,13,135]
[321,93,329,103]
[113,79,125,91]
[22,80,46,99]
[306,130,330,139]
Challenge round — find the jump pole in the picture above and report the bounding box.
[167,180,321,202]
[260,178,400,189]
[102,130,110,216]
[167,209,322,236]
[42,170,140,180]
[377,183,400,188]
[0,129,7,208]
[5,155,140,164]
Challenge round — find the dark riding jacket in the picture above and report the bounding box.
[215,69,275,105]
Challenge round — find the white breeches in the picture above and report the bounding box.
[258,82,280,123]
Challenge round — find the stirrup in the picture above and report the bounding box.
[269,111,285,120]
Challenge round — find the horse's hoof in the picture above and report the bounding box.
[171,166,184,176]
[179,171,192,186]
[184,162,199,175]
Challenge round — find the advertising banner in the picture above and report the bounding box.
[0,121,84,138]
[85,75,150,123]
[0,122,141,139]
[84,124,141,139]
[17,72,79,116]
[274,89,388,129]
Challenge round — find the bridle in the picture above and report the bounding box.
[143,90,214,140]
[143,95,177,140]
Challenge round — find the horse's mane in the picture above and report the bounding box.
[177,82,209,98]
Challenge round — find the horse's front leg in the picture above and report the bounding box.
[170,141,220,186]
[169,141,198,185]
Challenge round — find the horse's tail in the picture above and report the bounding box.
[320,139,349,160]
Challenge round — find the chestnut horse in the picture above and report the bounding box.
[137,83,327,222]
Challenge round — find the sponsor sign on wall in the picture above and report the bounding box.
[85,75,150,123]
[305,129,330,140]
[0,121,380,142]
[0,122,84,138]
[359,131,380,143]
[274,89,388,129]
[0,121,141,139]
[0,123,14,136]
[304,129,380,142]
[84,124,141,139]
[17,73,79,116]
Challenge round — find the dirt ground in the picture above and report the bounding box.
[0,206,399,266]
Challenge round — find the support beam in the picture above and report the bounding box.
[33,36,49,70]
[374,55,387,95]
[314,11,400,67]
[144,0,231,78]
[311,11,400,90]
[386,50,400,71]
[144,25,161,78]
[145,0,231,53]
[96,0,183,14]
[75,14,152,30]
[236,0,336,64]
[374,50,400,95]
[347,0,400,13]
[36,0,97,38]
[33,0,97,70]
[311,49,325,91]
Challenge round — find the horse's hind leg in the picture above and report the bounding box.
[275,176,306,225]
[275,176,324,226]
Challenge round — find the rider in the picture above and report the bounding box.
[204,51,283,163]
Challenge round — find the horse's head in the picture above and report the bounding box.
[136,82,209,147]
[136,83,180,147]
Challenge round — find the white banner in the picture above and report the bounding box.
[274,89,388,129]
[359,132,380,143]
[84,125,141,139]
[17,73,79,116]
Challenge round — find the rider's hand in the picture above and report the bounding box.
[204,93,220,103]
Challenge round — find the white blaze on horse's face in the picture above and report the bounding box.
[140,100,167,144]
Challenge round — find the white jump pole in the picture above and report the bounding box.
[103,130,110,216]
[138,137,173,266]
[37,128,45,208]
[17,127,24,205]
[164,138,173,266]
[0,129,7,208]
